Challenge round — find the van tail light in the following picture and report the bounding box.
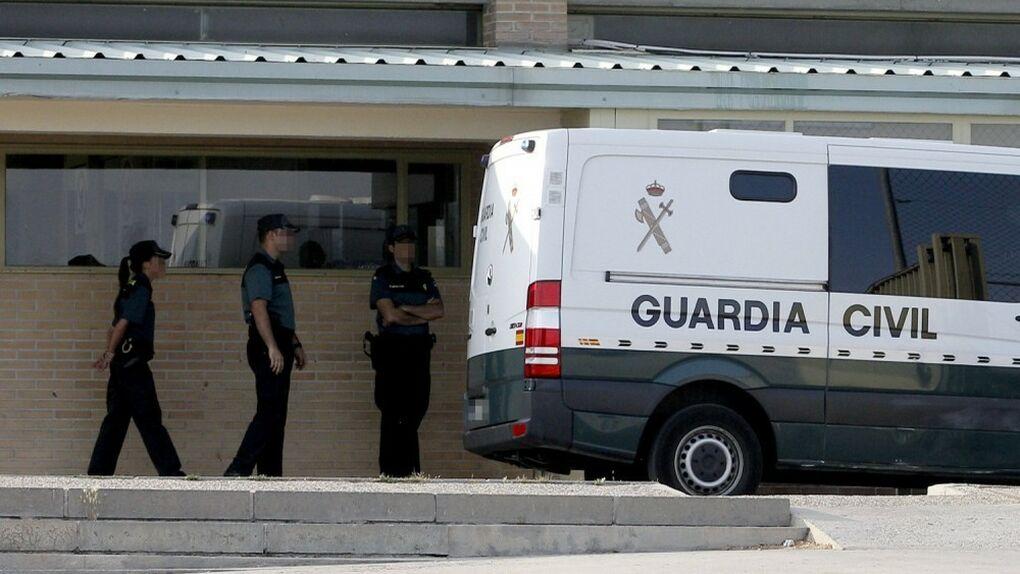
[525,281,561,379]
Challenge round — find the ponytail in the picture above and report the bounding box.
[118,257,131,289]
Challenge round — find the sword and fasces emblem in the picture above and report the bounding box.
[634,180,674,254]
[503,186,519,254]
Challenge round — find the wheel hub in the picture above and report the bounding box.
[674,426,741,495]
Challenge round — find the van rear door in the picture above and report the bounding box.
[467,133,552,426]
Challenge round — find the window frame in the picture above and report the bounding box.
[0,141,481,277]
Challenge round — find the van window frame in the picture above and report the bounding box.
[729,170,798,203]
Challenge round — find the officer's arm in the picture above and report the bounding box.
[400,299,444,321]
[105,319,130,355]
[250,299,280,352]
[376,298,428,326]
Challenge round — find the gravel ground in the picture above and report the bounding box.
[0,475,681,497]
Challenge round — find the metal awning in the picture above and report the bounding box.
[1,39,1019,115]
[2,39,1019,78]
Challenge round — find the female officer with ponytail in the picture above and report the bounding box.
[87,240,185,477]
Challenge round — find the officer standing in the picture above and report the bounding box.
[225,214,307,477]
[369,225,444,477]
[88,240,185,477]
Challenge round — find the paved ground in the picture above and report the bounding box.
[212,484,1020,574]
[216,549,1020,574]
[788,484,1020,551]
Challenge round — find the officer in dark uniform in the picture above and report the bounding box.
[369,225,444,477]
[225,214,307,477]
[88,240,185,477]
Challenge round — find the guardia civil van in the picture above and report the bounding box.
[464,128,1020,495]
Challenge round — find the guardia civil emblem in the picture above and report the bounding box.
[634,180,673,254]
[503,186,519,254]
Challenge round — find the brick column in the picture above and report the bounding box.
[483,0,569,48]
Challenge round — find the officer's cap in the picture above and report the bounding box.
[388,225,417,244]
[129,240,171,263]
[257,213,300,234]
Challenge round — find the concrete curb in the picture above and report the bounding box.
[0,478,806,559]
[791,514,843,550]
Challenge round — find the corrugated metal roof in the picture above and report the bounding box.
[1,38,1018,78]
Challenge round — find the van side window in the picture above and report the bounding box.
[829,165,1020,303]
[729,171,798,202]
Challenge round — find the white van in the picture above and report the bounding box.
[464,128,1020,495]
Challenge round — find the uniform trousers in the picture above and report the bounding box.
[373,333,433,477]
[87,360,183,476]
[225,327,295,477]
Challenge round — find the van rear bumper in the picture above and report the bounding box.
[463,379,573,464]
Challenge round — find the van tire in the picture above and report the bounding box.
[647,404,762,496]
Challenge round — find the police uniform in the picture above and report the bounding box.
[369,258,440,477]
[88,245,184,477]
[225,242,299,477]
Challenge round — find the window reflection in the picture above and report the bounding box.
[6,154,462,269]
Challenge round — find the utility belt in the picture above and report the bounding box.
[363,331,435,371]
[112,336,154,369]
[248,324,296,353]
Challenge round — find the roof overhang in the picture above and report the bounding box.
[2,41,1019,115]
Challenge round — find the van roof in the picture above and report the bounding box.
[516,128,1020,158]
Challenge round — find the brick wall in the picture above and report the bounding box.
[0,271,523,479]
[483,0,568,47]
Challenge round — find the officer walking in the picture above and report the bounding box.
[369,225,444,477]
[225,214,307,477]
[88,240,185,477]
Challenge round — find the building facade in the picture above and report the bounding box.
[0,0,1018,477]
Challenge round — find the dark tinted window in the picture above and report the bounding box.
[582,14,1020,57]
[829,165,1020,302]
[0,2,481,45]
[730,171,797,203]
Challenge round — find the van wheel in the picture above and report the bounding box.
[647,404,762,496]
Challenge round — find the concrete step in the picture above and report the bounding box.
[0,476,805,561]
[0,476,793,527]
[0,518,807,558]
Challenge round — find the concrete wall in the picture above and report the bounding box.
[0,101,566,141]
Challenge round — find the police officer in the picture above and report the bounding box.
[88,240,185,477]
[224,214,307,477]
[369,225,444,477]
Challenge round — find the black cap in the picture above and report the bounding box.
[129,240,171,263]
[257,213,300,234]
[388,224,417,244]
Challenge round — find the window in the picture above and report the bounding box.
[730,171,797,203]
[5,153,464,270]
[0,2,481,46]
[794,122,952,141]
[658,119,785,133]
[409,163,461,268]
[972,124,1020,149]
[570,13,1020,57]
[829,165,1020,302]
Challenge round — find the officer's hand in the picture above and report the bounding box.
[268,346,285,375]
[94,351,113,372]
[294,346,307,371]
